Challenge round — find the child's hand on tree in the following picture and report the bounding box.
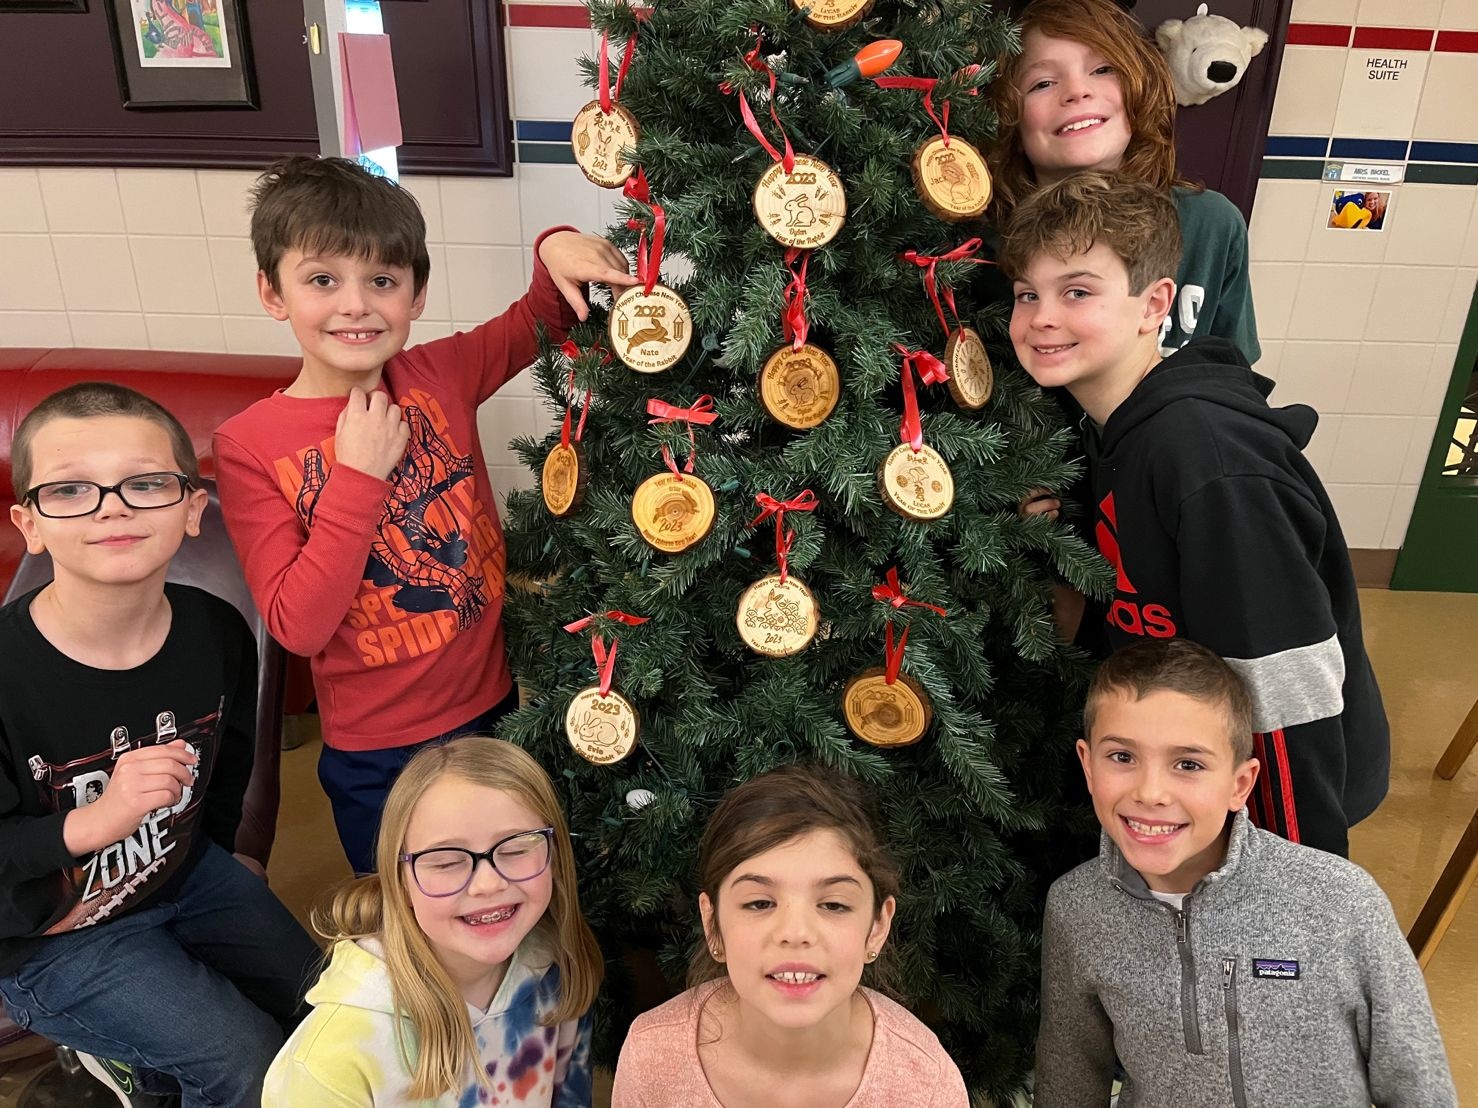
[63,740,198,856]
[1020,488,1061,521]
[538,230,636,321]
[335,386,409,481]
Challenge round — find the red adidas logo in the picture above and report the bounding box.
[1096,492,1179,639]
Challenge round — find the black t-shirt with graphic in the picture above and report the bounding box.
[0,583,256,976]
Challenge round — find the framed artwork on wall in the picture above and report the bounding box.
[104,0,258,109]
[0,1,87,11]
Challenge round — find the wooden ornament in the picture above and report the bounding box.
[843,667,933,746]
[631,472,716,553]
[911,136,992,222]
[752,154,847,250]
[879,443,954,521]
[542,442,586,517]
[571,100,641,189]
[609,284,693,373]
[737,573,820,657]
[759,343,841,429]
[944,328,994,410]
[792,0,874,31]
[564,686,639,764]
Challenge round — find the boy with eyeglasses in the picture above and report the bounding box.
[0,383,318,1107]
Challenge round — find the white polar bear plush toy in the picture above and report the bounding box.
[1155,4,1269,106]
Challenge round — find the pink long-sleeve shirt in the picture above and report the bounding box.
[611,980,968,1107]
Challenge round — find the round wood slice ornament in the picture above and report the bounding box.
[944,328,994,410]
[843,667,933,747]
[792,0,874,31]
[879,443,954,521]
[631,472,716,553]
[609,284,693,373]
[753,154,847,250]
[542,442,586,517]
[737,573,820,657]
[564,686,639,764]
[759,343,841,429]
[911,136,992,222]
[571,100,640,188]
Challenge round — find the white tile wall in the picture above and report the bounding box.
[1268,48,1349,138]
[0,235,66,311]
[1290,0,1358,23]
[1441,0,1478,31]
[38,168,126,235]
[508,28,594,121]
[1413,54,1478,142]
[1326,482,1399,547]
[1381,184,1475,268]
[0,310,71,346]
[67,312,149,350]
[1357,0,1444,25]
[0,169,49,233]
[52,235,140,313]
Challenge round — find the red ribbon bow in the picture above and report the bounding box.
[646,395,717,477]
[891,342,950,452]
[557,340,606,447]
[722,31,796,174]
[871,568,947,685]
[873,70,980,148]
[564,610,650,698]
[623,168,666,295]
[747,489,819,583]
[597,32,636,115]
[782,248,811,349]
[902,239,984,340]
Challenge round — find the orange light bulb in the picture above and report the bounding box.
[855,39,903,79]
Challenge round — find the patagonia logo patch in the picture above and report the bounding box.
[1253,959,1300,980]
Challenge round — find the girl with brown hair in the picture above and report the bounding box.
[611,765,966,1107]
[263,736,603,1105]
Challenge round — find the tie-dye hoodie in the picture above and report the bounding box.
[262,934,592,1107]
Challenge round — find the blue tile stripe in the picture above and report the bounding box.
[1409,140,1478,164]
[516,119,574,143]
[1328,137,1410,160]
[1264,136,1329,158]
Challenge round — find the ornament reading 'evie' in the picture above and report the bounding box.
[572,33,640,188]
[563,611,649,764]
[726,33,846,250]
[842,569,946,747]
[609,169,693,373]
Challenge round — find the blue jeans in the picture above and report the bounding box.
[0,842,319,1108]
[318,687,519,875]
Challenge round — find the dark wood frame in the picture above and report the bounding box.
[0,0,513,175]
[103,0,259,110]
[0,0,86,11]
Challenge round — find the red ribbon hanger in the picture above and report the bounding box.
[902,239,985,340]
[873,69,980,149]
[722,31,796,174]
[646,395,717,477]
[891,342,949,452]
[597,32,636,115]
[871,568,947,685]
[623,168,666,295]
[782,248,810,349]
[564,610,650,697]
[747,489,819,583]
[558,339,606,447]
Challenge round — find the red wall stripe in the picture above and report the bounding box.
[1436,30,1478,53]
[506,3,591,29]
[1352,26,1435,50]
[1286,22,1352,46]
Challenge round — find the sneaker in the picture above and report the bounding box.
[74,1051,141,1106]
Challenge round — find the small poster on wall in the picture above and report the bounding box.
[128,0,232,68]
[104,0,256,108]
[1327,189,1391,232]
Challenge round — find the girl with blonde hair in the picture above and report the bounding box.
[264,736,602,1105]
[988,0,1259,364]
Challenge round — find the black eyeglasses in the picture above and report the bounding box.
[400,827,555,898]
[23,472,194,519]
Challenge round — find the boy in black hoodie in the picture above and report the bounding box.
[999,172,1389,858]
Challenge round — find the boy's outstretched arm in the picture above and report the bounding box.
[538,229,635,321]
[1034,886,1116,1106]
[1354,876,1457,1106]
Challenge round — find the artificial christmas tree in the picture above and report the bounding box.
[500,0,1111,1097]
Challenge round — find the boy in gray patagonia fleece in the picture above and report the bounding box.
[1035,639,1455,1107]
